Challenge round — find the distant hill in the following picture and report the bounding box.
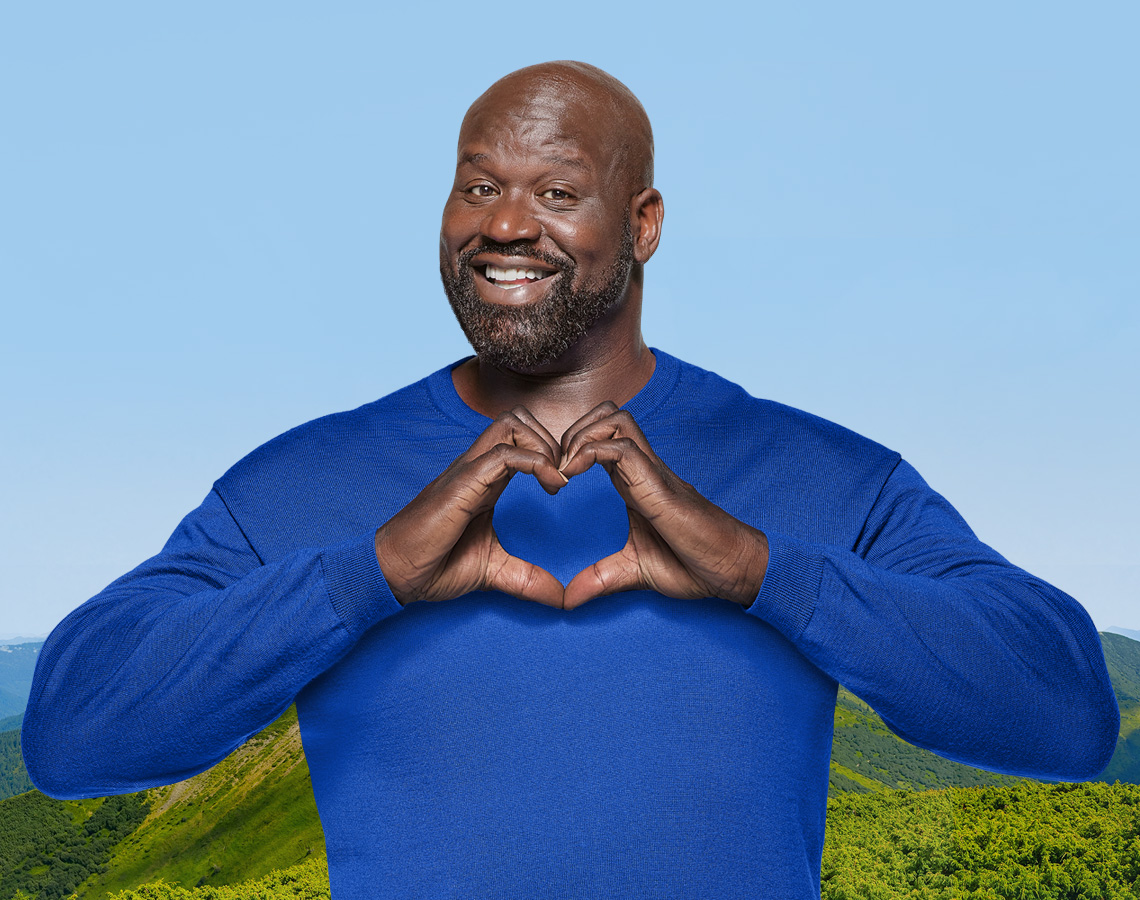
[1106,626,1140,642]
[1096,631,1140,785]
[830,631,1140,793]
[0,713,23,732]
[829,688,1025,794]
[0,642,42,719]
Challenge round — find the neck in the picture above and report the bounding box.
[452,301,655,441]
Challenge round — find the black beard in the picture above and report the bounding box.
[440,221,634,369]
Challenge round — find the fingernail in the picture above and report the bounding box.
[559,471,569,483]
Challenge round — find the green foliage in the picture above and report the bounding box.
[821,780,1140,899]
[0,730,33,801]
[107,857,328,900]
[0,791,148,900]
[103,782,1140,900]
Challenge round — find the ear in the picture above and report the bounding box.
[629,188,664,265]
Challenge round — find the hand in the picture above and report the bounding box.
[558,402,769,610]
[374,406,567,608]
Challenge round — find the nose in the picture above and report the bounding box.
[480,191,542,243]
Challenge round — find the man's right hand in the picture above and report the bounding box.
[374,406,567,608]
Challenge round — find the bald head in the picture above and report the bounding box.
[460,61,655,197]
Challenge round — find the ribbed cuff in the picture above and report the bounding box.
[320,532,403,637]
[744,532,824,641]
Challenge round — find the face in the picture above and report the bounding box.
[439,81,637,369]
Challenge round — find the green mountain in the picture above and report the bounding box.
[0,643,42,720]
[1096,631,1140,785]
[0,714,23,732]
[1,633,1138,898]
[0,708,323,900]
[0,728,33,799]
[829,688,1026,794]
[829,631,1140,794]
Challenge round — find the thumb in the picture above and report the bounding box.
[563,548,643,610]
[484,544,566,609]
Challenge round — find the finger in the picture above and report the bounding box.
[467,443,568,499]
[505,406,561,461]
[469,408,561,473]
[484,545,566,608]
[560,407,653,471]
[558,437,659,500]
[563,548,643,610]
[559,400,621,456]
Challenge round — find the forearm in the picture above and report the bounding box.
[748,463,1119,781]
[22,491,400,799]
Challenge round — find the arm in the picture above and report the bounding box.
[558,404,1119,781]
[753,458,1119,781]
[23,406,568,799]
[22,488,400,799]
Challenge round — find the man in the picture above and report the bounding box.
[23,62,1118,899]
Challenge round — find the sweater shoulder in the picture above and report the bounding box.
[209,368,471,557]
[217,375,439,488]
[660,355,900,470]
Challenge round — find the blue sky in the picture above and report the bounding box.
[2,3,1137,638]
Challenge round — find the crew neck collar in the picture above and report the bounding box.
[427,349,681,434]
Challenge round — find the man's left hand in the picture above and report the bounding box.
[558,402,770,610]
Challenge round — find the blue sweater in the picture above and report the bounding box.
[23,351,1118,899]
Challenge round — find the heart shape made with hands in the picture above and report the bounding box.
[374,403,768,611]
[491,461,630,601]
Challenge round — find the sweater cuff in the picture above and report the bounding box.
[320,532,403,637]
[744,532,824,641]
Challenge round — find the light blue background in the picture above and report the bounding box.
[2,3,1136,637]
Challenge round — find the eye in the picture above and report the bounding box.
[540,188,572,201]
[466,183,498,198]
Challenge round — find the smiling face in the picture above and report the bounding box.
[439,63,656,370]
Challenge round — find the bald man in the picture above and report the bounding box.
[24,62,1118,899]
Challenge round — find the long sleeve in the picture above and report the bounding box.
[21,488,402,799]
[747,458,1119,781]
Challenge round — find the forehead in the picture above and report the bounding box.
[456,80,620,180]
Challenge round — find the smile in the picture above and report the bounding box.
[482,264,555,289]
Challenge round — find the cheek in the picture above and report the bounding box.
[440,202,475,254]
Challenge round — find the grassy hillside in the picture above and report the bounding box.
[75,708,324,899]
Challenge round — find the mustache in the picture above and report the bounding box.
[458,241,574,272]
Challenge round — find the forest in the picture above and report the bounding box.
[97,782,1140,900]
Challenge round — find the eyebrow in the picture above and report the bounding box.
[460,152,592,173]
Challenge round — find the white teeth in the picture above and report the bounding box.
[485,264,546,283]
